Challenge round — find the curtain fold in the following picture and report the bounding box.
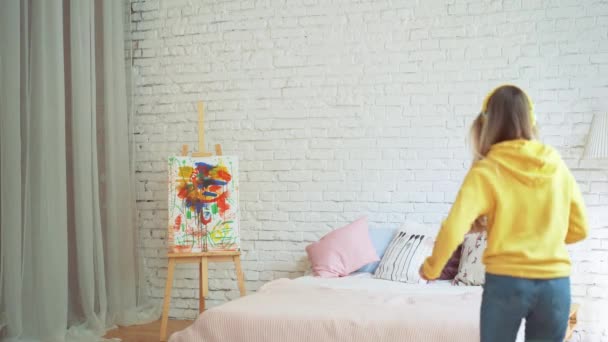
[67,0,107,334]
[0,0,159,340]
[0,0,23,337]
[21,0,69,340]
[102,0,139,326]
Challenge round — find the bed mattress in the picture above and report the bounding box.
[169,273,524,342]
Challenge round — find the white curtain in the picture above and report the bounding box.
[0,0,159,341]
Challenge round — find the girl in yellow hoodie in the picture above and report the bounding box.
[420,85,589,342]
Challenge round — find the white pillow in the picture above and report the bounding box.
[373,231,434,284]
[453,232,487,286]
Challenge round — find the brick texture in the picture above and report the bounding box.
[129,0,608,339]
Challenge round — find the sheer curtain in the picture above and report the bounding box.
[0,0,159,341]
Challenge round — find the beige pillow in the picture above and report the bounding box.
[453,232,487,286]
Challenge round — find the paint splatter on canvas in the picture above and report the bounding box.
[168,156,240,252]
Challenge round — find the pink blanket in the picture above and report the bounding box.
[169,275,516,342]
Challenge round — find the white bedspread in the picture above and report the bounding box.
[169,273,524,342]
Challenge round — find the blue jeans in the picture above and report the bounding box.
[481,273,571,342]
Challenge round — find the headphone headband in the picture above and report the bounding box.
[481,85,536,126]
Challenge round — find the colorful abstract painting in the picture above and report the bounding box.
[168,156,240,253]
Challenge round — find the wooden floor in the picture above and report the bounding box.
[104,320,193,342]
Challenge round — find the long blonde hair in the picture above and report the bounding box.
[470,85,537,161]
[468,85,537,233]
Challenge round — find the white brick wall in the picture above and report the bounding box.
[129,0,608,339]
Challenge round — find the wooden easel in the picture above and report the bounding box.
[160,102,246,341]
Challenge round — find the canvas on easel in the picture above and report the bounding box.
[167,155,240,253]
[161,101,245,342]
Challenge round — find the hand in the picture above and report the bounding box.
[419,265,430,281]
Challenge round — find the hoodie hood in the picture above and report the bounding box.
[485,140,560,186]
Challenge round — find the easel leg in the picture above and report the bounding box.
[200,257,208,313]
[233,255,246,296]
[160,258,176,341]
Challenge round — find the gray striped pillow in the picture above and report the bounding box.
[373,231,434,284]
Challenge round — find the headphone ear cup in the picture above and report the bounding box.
[526,94,536,127]
[481,91,493,113]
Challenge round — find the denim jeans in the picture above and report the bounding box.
[481,273,571,342]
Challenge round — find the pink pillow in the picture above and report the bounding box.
[305,217,379,278]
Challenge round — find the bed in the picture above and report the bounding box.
[168,272,526,342]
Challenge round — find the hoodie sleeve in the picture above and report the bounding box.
[422,166,494,280]
[566,175,589,244]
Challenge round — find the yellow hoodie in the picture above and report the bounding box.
[422,139,589,280]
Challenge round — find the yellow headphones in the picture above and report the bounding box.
[481,85,536,127]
